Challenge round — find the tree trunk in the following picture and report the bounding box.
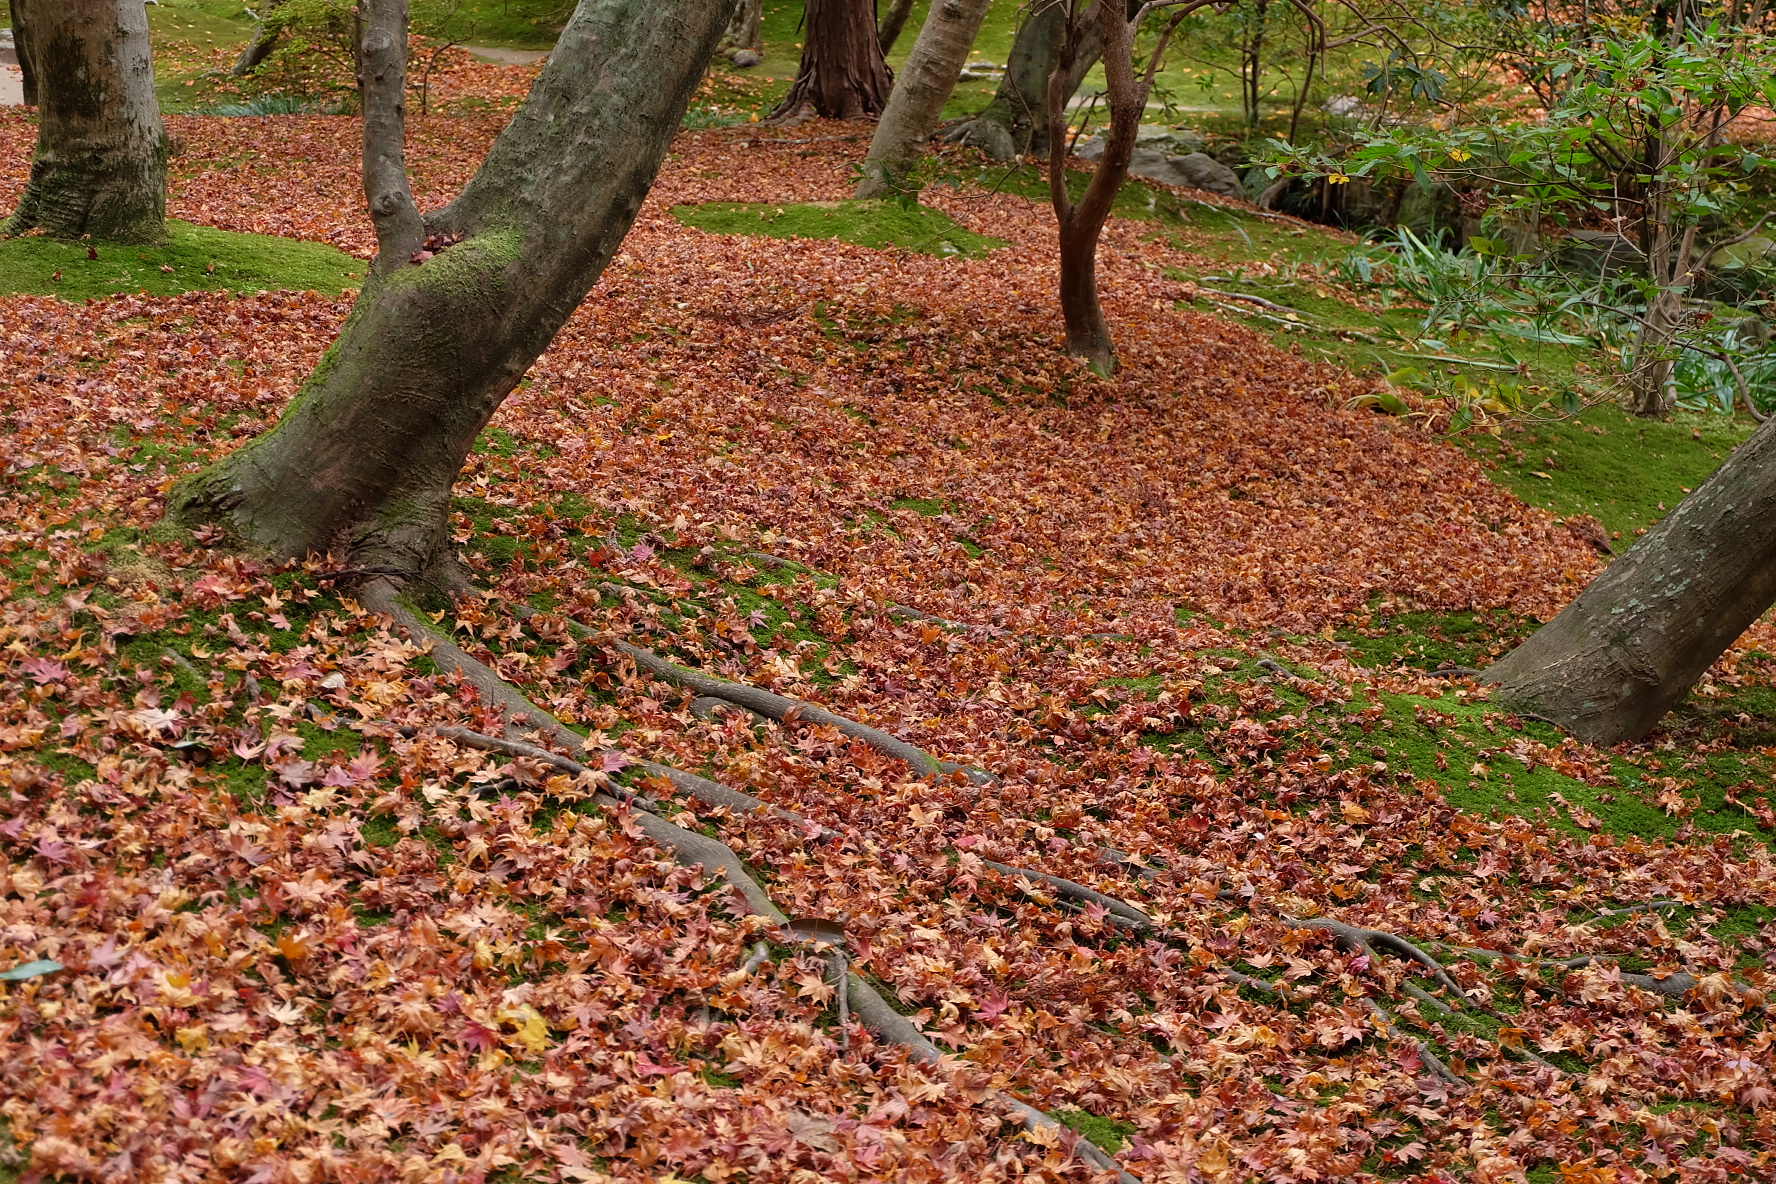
[173,0,732,574]
[772,0,893,120]
[1050,0,1144,375]
[1483,416,1776,746]
[1241,0,1267,129]
[877,0,917,54]
[723,0,763,54]
[11,0,38,107]
[856,0,992,199]
[232,10,285,77]
[949,2,1105,160]
[4,0,166,243]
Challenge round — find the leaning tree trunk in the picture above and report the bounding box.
[232,1,288,77]
[877,0,918,54]
[11,0,39,107]
[1484,415,1776,745]
[949,1,1107,160]
[1049,0,1143,374]
[173,0,732,574]
[856,0,994,199]
[773,0,893,119]
[4,0,166,242]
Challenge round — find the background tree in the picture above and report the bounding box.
[772,0,894,120]
[877,0,919,54]
[856,0,995,199]
[176,0,732,573]
[5,0,167,243]
[9,0,38,107]
[948,1,1111,160]
[723,0,765,63]
[1049,0,1214,372]
[1484,415,1776,744]
[232,0,292,76]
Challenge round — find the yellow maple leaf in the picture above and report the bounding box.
[498,1004,552,1054]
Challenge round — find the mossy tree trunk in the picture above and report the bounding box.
[5,0,166,243]
[948,1,1107,160]
[174,0,731,575]
[723,0,765,54]
[11,0,39,107]
[1484,416,1776,745]
[773,0,893,120]
[856,0,993,199]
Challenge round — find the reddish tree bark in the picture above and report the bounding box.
[773,0,892,120]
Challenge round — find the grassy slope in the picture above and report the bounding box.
[0,222,364,300]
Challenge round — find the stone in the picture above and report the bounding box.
[731,47,761,68]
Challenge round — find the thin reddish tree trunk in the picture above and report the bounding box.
[773,0,893,120]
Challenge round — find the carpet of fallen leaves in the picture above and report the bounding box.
[1,75,1774,1184]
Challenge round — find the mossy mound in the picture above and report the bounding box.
[671,199,1005,258]
[0,220,364,300]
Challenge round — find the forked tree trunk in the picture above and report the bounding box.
[877,0,918,54]
[11,0,38,107]
[772,0,893,120]
[174,0,732,573]
[856,0,993,199]
[949,2,1105,160]
[1049,0,1145,374]
[5,0,166,242]
[1484,416,1776,746]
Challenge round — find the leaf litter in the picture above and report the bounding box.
[0,85,1774,1184]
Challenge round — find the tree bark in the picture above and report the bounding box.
[1050,0,1145,375]
[11,0,38,107]
[949,1,1105,160]
[173,0,732,574]
[877,0,917,54]
[773,0,893,120]
[232,3,287,78]
[4,0,166,243]
[1483,416,1776,746]
[856,0,993,199]
[723,0,763,53]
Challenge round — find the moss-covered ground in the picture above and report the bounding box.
[0,221,363,300]
[671,199,1006,258]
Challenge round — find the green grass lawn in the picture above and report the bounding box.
[0,221,364,300]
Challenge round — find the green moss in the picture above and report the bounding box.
[1050,1108,1136,1153]
[0,220,364,300]
[672,200,1006,258]
[1460,404,1754,540]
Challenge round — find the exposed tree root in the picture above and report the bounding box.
[360,580,1137,1181]
[386,576,1614,1111]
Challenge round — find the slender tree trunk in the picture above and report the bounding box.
[856,0,993,199]
[723,0,763,54]
[1050,0,1144,374]
[772,0,893,120]
[950,2,1106,160]
[1241,0,1267,129]
[4,0,166,243]
[173,0,732,573]
[877,0,917,54]
[11,0,38,107]
[1484,415,1776,746]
